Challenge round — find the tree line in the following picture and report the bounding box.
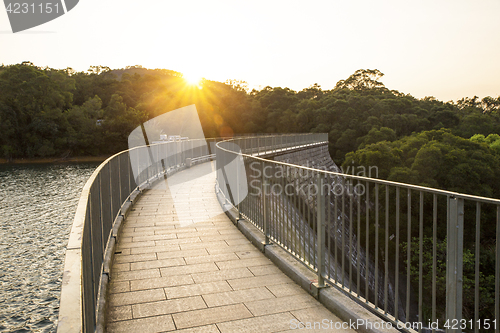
[2,63,500,197]
[2,64,500,197]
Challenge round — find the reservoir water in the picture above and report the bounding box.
[0,163,98,332]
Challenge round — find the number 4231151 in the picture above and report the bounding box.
[6,3,60,14]
[444,319,497,330]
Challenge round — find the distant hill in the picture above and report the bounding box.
[109,66,182,80]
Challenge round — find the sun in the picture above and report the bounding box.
[183,71,203,87]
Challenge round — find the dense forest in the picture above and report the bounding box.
[1,62,499,198]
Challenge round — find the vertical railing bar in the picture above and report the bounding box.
[365,181,370,302]
[292,169,303,260]
[457,198,464,330]
[334,183,338,284]
[474,202,480,333]
[256,159,260,228]
[495,205,500,333]
[446,195,453,329]
[314,171,318,270]
[308,170,316,269]
[356,182,361,296]
[285,166,289,250]
[293,168,298,258]
[384,185,389,315]
[290,166,294,252]
[302,173,306,262]
[308,170,313,267]
[289,168,294,254]
[327,174,331,280]
[273,164,277,242]
[237,152,241,220]
[269,164,273,240]
[260,160,264,230]
[317,173,325,287]
[273,167,278,242]
[418,191,423,333]
[375,183,379,308]
[253,160,257,227]
[349,180,353,294]
[281,167,285,247]
[432,194,437,333]
[406,189,411,321]
[277,166,281,246]
[250,159,253,226]
[283,165,288,250]
[446,196,464,332]
[395,186,400,321]
[263,162,269,244]
[342,182,345,288]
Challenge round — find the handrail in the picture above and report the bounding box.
[216,134,500,333]
[218,135,500,205]
[57,138,218,333]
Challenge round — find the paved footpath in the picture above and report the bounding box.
[106,162,356,333]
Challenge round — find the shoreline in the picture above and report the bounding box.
[0,155,112,165]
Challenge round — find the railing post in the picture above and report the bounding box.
[446,196,464,332]
[237,152,242,220]
[262,161,270,245]
[317,173,326,288]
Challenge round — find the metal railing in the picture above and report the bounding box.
[216,134,500,333]
[57,138,218,333]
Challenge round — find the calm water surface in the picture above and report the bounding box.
[0,163,98,332]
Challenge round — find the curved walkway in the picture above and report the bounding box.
[106,162,356,333]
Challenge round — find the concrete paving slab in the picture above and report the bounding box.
[202,287,275,307]
[244,293,319,316]
[183,252,239,265]
[132,233,178,242]
[215,257,272,270]
[112,262,130,272]
[130,244,180,255]
[234,250,263,259]
[205,244,257,254]
[164,280,232,299]
[159,262,219,277]
[156,248,208,260]
[107,305,132,322]
[174,325,219,333]
[248,264,283,276]
[109,288,166,307]
[130,257,186,271]
[114,252,157,264]
[172,304,253,329]
[265,282,305,298]
[109,280,130,294]
[113,268,161,282]
[216,312,295,333]
[191,267,253,284]
[106,314,175,333]
[289,306,357,332]
[130,275,194,292]
[227,273,293,290]
[132,296,207,318]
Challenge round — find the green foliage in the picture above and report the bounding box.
[401,237,496,325]
[344,129,500,198]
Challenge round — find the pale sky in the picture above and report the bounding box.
[1,0,499,102]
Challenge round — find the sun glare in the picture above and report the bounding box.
[183,71,203,87]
